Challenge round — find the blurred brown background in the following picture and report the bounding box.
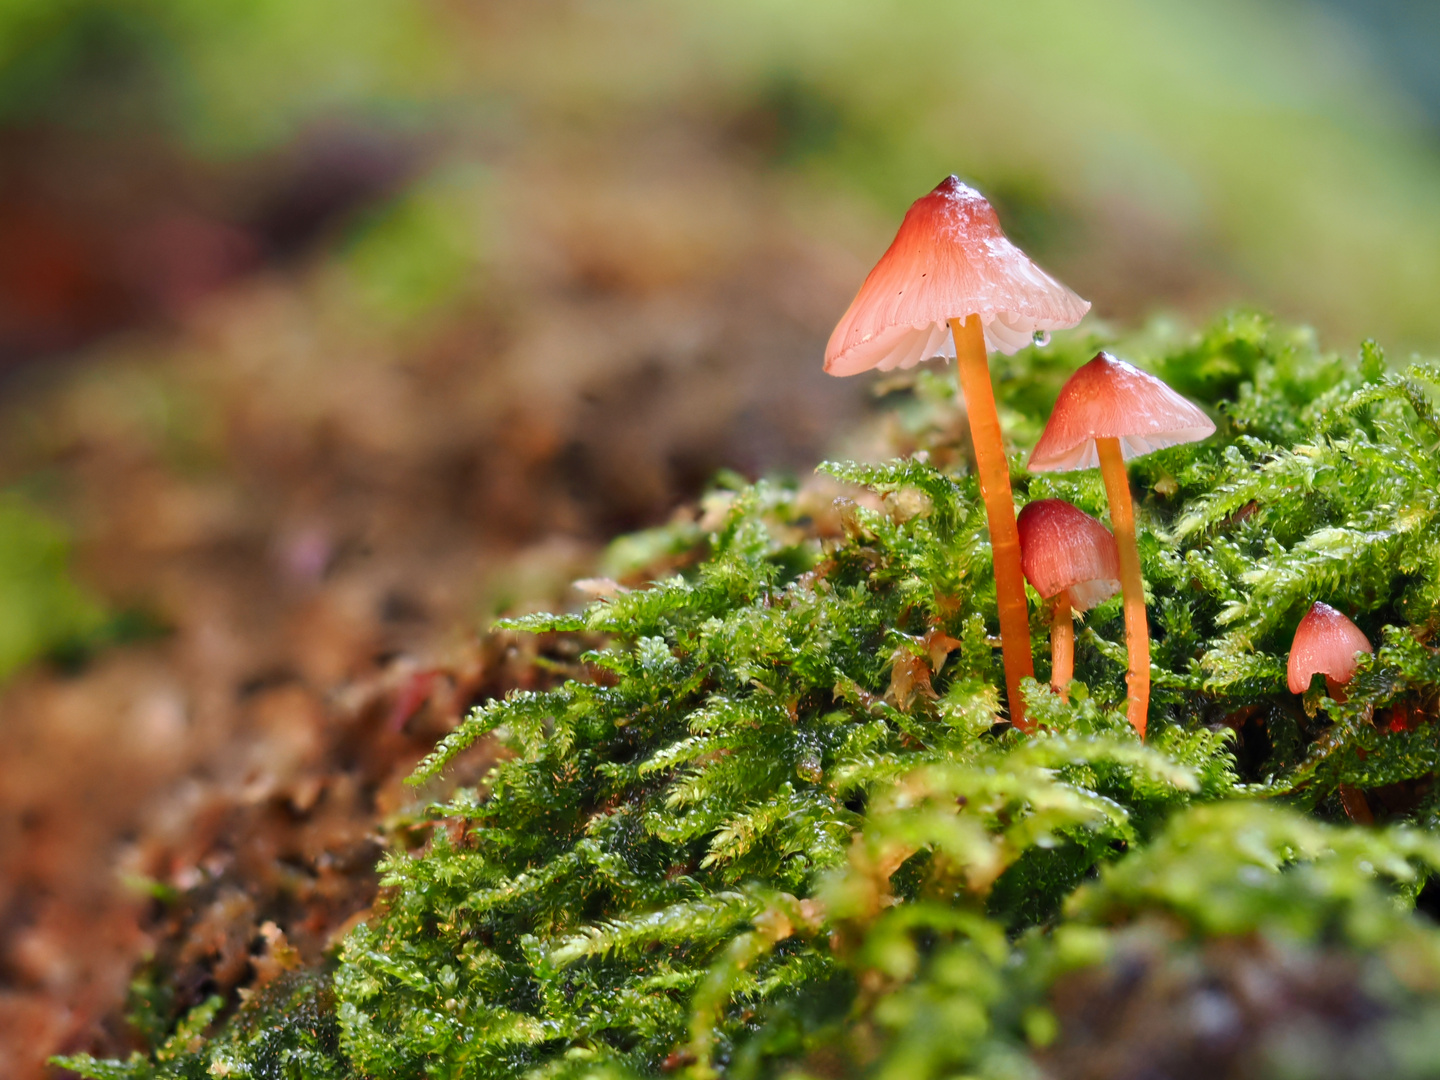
[2,1,1440,1075]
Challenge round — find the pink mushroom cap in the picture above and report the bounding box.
[1028,352,1216,473]
[1017,499,1121,612]
[824,176,1090,377]
[1287,601,1373,694]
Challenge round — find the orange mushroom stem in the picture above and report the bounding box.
[1096,437,1150,735]
[1050,590,1075,693]
[951,314,1033,725]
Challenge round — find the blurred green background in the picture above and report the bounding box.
[5,0,1440,683]
[4,0,1440,343]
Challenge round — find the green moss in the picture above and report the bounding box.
[342,166,491,326]
[55,970,343,1080]
[60,316,1440,1078]
[0,492,108,684]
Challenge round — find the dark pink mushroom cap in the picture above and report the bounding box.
[1017,499,1121,612]
[1029,352,1215,473]
[824,177,1089,376]
[1287,601,1373,694]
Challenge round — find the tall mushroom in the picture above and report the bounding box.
[1028,352,1215,738]
[825,176,1090,731]
[1017,499,1121,701]
[1288,601,1373,701]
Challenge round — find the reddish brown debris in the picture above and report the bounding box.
[1041,923,1411,1080]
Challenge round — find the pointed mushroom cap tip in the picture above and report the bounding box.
[1028,351,1216,472]
[824,179,1089,377]
[1016,499,1121,611]
[1287,601,1373,694]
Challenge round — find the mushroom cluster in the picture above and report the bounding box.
[1029,354,1214,737]
[826,178,1214,738]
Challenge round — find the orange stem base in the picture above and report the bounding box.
[950,315,1034,731]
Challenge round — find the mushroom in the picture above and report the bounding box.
[1287,601,1373,700]
[1028,352,1215,738]
[825,176,1090,731]
[1288,602,1377,824]
[1017,499,1120,702]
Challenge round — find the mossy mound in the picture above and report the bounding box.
[60,317,1440,1079]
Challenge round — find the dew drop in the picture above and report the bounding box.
[1032,330,1052,347]
[796,752,823,784]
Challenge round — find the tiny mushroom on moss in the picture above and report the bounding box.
[1017,499,1120,702]
[1288,601,1373,701]
[1028,352,1215,738]
[825,176,1090,731]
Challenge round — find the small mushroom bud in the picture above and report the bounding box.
[1018,499,1120,702]
[1287,601,1373,698]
